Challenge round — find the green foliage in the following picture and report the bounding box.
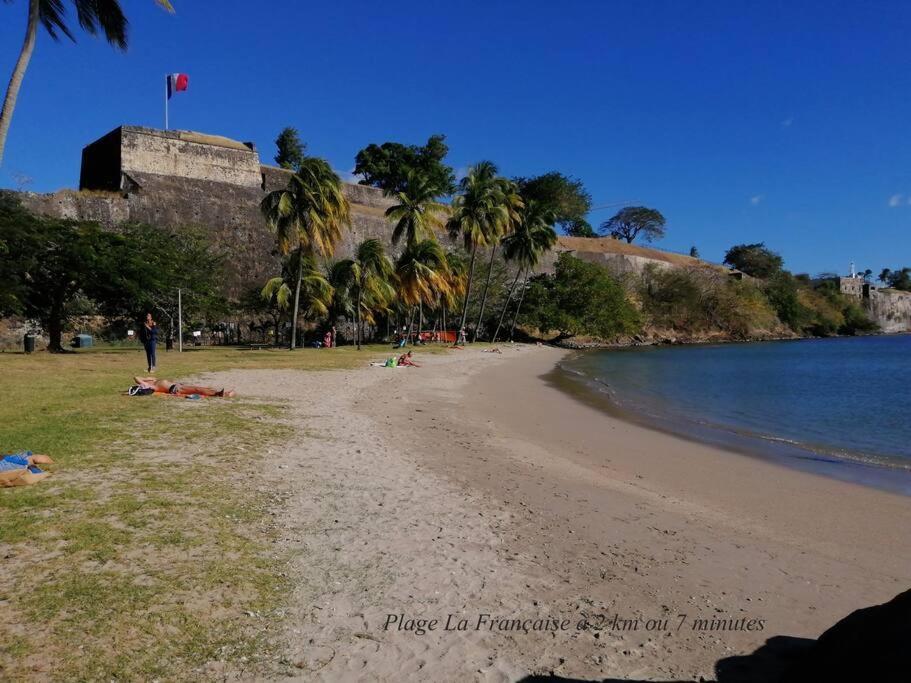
[36,0,128,49]
[521,253,640,340]
[384,171,447,246]
[354,134,455,196]
[600,206,666,244]
[0,196,225,350]
[639,265,778,338]
[514,172,592,236]
[878,267,911,291]
[723,242,784,278]
[273,127,306,170]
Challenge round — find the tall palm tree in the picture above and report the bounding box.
[332,238,395,350]
[472,176,522,341]
[261,252,334,339]
[492,200,557,343]
[446,161,504,341]
[395,239,450,342]
[261,157,351,349]
[0,1,174,166]
[385,171,447,247]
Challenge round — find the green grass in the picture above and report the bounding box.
[0,342,448,681]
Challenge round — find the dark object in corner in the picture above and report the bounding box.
[780,587,911,682]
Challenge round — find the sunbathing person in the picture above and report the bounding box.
[398,351,421,367]
[133,377,236,397]
[483,347,503,354]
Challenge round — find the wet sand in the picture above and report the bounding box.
[208,344,911,681]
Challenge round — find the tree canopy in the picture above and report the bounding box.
[514,172,592,236]
[0,194,224,350]
[274,127,307,170]
[600,206,666,243]
[723,243,784,278]
[520,252,640,340]
[878,267,911,291]
[354,135,455,196]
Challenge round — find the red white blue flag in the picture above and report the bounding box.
[167,73,189,99]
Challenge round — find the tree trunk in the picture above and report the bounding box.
[290,253,304,350]
[0,0,40,167]
[356,287,362,351]
[47,301,64,352]
[458,242,478,339]
[442,305,447,344]
[406,306,417,344]
[418,300,423,344]
[509,266,530,341]
[472,242,498,342]
[492,264,523,343]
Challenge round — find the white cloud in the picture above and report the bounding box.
[781,116,794,127]
[888,193,903,207]
[750,195,763,205]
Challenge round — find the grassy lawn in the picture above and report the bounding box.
[0,343,446,681]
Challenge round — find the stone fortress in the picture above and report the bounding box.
[13,125,911,332]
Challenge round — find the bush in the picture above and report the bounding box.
[520,253,640,340]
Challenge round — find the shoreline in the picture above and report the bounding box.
[204,345,911,680]
[550,345,911,497]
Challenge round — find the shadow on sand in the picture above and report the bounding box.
[516,633,813,683]
[518,587,911,682]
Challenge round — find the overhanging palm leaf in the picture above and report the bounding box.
[1,1,173,165]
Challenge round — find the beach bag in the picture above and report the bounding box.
[128,385,155,396]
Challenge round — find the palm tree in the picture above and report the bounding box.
[395,239,450,343]
[385,171,447,247]
[261,157,351,349]
[446,161,504,341]
[332,238,395,350]
[261,252,334,345]
[472,176,522,341]
[0,1,174,166]
[439,250,468,342]
[492,200,557,343]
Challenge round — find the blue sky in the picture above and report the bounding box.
[1,0,909,275]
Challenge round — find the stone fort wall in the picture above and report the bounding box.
[17,125,725,300]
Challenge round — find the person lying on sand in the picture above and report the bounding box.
[483,347,502,354]
[450,344,464,350]
[133,377,236,397]
[398,351,420,367]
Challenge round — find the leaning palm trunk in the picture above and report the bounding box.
[458,243,478,339]
[492,265,524,343]
[0,0,40,166]
[472,243,498,342]
[509,266,530,341]
[289,255,304,350]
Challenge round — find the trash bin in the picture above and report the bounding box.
[23,334,35,354]
[72,334,93,348]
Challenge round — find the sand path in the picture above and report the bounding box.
[202,344,911,682]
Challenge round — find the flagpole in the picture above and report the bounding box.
[164,75,168,130]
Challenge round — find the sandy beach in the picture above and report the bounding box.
[202,345,911,681]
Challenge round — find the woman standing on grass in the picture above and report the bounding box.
[139,313,158,373]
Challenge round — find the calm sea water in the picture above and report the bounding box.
[559,335,911,495]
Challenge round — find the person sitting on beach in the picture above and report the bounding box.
[398,351,420,367]
[133,377,236,397]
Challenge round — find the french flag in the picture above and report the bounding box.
[167,73,189,99]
